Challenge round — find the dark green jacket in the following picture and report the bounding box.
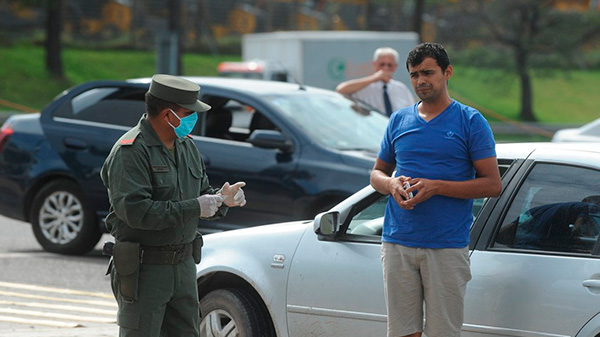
[100,115,226,246]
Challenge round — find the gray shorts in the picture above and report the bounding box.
[381,242,471,337]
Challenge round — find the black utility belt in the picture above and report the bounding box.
[103,233,203,269]
[103,236,202,302]
[140,243,193,265]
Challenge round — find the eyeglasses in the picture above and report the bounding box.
[378,63,396,68]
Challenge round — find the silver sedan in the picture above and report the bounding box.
[196,142,600,337]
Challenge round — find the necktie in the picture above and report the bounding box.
[383,84,393,116]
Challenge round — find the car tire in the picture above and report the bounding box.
[200,288,274,337]
[30,179,101,255]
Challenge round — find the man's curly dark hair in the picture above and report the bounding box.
[406,42,451,73]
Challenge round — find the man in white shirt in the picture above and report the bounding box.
[336,47,415,116]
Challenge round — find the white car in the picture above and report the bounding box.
[552,118,600,142]
[196,142,600,337]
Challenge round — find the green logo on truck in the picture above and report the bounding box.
[327,57,346,81]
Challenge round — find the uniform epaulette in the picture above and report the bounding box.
[119,129,141,146]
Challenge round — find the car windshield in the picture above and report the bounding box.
[581,118,600,136]
[265,93,389,151]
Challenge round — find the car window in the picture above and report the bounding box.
[493,163,600,254]
[197,95,278,142]
[347,195,388,237]
[54,87,146,127]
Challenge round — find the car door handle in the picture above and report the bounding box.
[583,280,600,289]
[64,137,88,150]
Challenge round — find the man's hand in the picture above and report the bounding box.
[387,175,415,210]
[373,69,393,83]
[220,182,246,207]
[197,194,226,218]
[396,178,439,210]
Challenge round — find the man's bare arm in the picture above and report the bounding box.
[336,70,392,95]
[370,158,413,208]
[403,157,502,209]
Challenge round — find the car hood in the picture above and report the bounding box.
[197,220,313,276]
[339,149,378,168]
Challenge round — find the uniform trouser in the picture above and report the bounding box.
[111,256,199,337]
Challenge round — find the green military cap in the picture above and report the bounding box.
[149,74,211,112]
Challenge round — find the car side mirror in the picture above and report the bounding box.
[248,130,293,153]
[314,211,340,238]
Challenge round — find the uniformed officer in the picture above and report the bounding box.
[101,74,246,337]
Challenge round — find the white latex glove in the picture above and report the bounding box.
[197,194,226,218]
[220,181,246,207]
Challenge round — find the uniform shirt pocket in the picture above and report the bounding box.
[189,166,202,180]
[151,172,171,189]
[186,166,204,198]
[151,172,174,200]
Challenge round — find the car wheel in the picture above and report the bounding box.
[200,288,274,337]
[30,179,101,255]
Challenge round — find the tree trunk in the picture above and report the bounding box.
[515,47,536,122]
[45,0,64,80]
[413,0,425,42]
[289,0,298,30]
[130,0,139,48]
[265,1,273,32]
[168,0,183,75]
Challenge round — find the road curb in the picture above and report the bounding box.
[5,324,118,337]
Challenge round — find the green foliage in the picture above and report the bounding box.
[0,44,240,111]
[451,45,600,70]
[450,46,514,69]
[584,49,600,69]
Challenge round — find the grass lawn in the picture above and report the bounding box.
[450,66,600,124]
[0,45,239,111]
[0,45,598,125]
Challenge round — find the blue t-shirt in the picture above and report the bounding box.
[378,100,496,248]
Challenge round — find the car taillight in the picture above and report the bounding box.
[0,124,14,153]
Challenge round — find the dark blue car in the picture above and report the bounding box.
[0,77,388,254]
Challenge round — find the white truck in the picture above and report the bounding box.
[218,31,419,90]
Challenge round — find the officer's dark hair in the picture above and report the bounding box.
[406,42,450,73]
[145,92,180,117]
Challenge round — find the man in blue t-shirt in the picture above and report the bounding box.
[370,43,502,337]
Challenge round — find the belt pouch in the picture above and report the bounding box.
[192,232,204,264]
[113,242,140,302]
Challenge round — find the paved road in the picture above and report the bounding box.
[0,215,118,336]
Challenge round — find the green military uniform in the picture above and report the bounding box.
[101,115,225,337]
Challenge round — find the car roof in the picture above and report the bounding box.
[496,142,600,160]
[127,76,335,96]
